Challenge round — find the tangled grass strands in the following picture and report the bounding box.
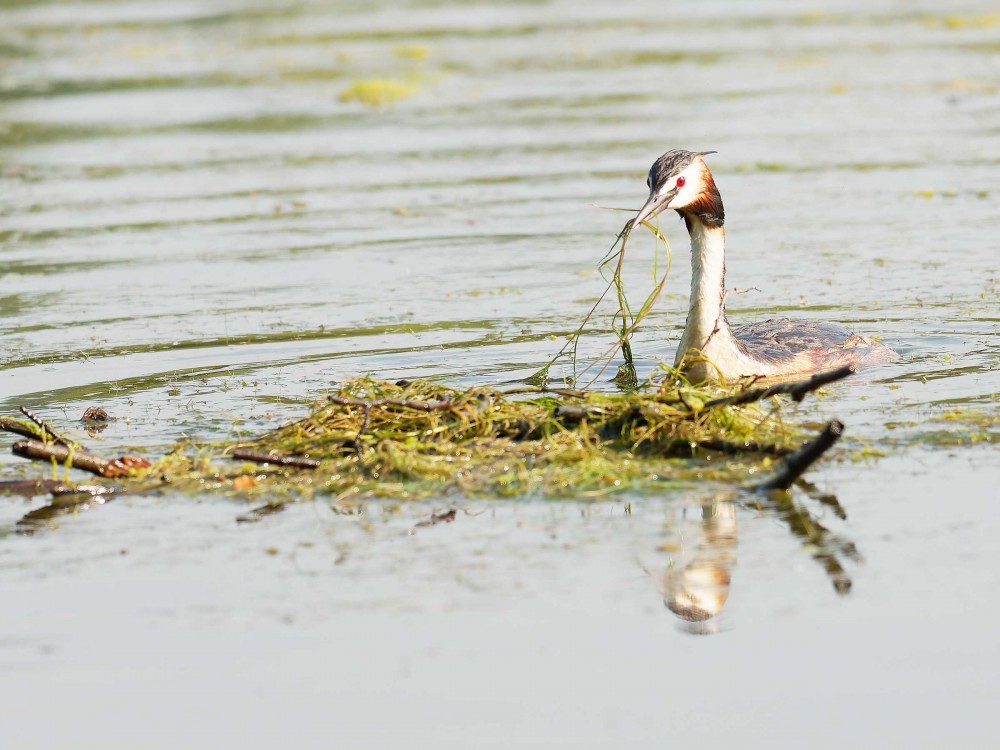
[577,219,673,389]
[527,230,627,387]
[530,215,674,391]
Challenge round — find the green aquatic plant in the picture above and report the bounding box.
[339,78,418,106]
[529,214,673,390]
[925,13,1000,30]
[918,408,1000,446]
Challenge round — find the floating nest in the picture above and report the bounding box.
[226,375,801,500]
[0,367,852,506]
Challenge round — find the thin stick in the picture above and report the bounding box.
[705,365,856,410]
[499,386,587,398]
[328,393,453,461]
[688,438,793,457]
[230,449,319,469]
[328,395,452,412]
[11,439,150,478]
[754,419,844,492]
[19,406,76,448]
[0,479,122,498]
[50,484,118,498]
[0,417,44,441]
[355,404,372,460]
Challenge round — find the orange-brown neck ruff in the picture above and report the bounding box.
[680,163,725,230]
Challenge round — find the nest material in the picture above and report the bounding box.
[217,375,800,499]
[3,366,859,505]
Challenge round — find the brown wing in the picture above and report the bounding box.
[733,318,895,372]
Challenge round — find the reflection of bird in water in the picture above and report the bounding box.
[633,150,896,383]
[654,488,861,633]
[658,496,737,625]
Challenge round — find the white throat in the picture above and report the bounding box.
[675,217,761,380]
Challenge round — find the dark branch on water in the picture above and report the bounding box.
[753,419,844,492]
[327,393,457,461]
[414,507,457,528]
[11,439,150,478]
[355,403,372,460]
[230,449,319,469]
[705,364,856,409]
[684,437,792,457]
[0,417,44,441]
[19,406,78,449]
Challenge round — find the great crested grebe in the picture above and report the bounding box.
[633,149,895,383]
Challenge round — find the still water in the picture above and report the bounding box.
[1,0,998,747]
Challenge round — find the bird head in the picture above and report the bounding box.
[633,149,725,230]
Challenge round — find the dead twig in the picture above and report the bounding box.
[753,419,844,492]
[0,417,44,441]
[230,449,319,469]
[682,438,793,457]
[0,479,120,498]
[328,393,455,461]
[50,484,118,498]
[328,394,452,412]
[19,406,78,448]
[11,439,150,478]
[355,403,372,460]
[500,386,588,399]
[705,364,856,409]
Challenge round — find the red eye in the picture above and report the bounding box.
[677,176,686,187]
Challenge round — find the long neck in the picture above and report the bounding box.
[675,216,734,368]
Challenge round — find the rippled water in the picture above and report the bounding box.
[1,1,999,747]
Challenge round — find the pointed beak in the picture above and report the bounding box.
[632,188,676,231]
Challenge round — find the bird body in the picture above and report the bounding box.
[634,150,895,382]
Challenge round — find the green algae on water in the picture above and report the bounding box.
[339,78,418,106]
